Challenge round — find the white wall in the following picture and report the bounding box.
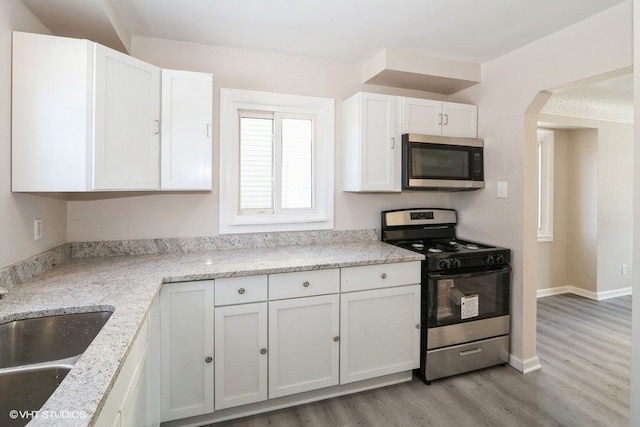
[66,38,454,242]
[537,118,633,297]
[537,130,570,291]
[630,0,640,422]
[568,128,599,293]
[0,0,67,269]
[450,1,632,372]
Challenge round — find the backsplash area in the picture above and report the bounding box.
[0,244,71,290]
[0,229,379,289]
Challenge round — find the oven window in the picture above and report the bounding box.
[410,145,470,179]
[427,267,510,327]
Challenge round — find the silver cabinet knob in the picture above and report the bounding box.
[381,273,387,279]
[303,281,310,288]
[205,356,213,364]
[260,348,268,355]
[333,336,340,342]
[416,323,421,329]
[238,288,245,294]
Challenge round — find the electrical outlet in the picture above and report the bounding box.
[34,218,43,241]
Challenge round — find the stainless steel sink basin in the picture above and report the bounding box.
[0,311,112,368]
[0,311,112,424]
[0,366,72,426]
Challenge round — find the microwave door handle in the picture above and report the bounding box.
[429,266,511,281]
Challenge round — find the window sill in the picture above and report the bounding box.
[219,219,334,235]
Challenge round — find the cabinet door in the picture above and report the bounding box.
[401,97,443,135]
[119,343,150,427]
[12,32,92,191]
[160,281,214,421]
[343,92,401,192]
[94,43,161,190]
[340,285,420,384]
[161,70,213,190]
[442,102,477,138]
[214,302,267,410]
[269,294,340,398]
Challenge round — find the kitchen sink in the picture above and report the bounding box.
[0,311,112,425]
[0,366,72,426]
[0,311,112,368]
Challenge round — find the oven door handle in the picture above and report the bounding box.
[429,266,511,281]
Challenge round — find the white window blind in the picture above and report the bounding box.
[239,112,314,214]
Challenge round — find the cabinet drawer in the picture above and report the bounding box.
[426,335,509,381]
[269,269,339,300]
[341,261,421,292]
[215,275,268,306]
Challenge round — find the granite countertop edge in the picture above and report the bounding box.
[0,241,423,427]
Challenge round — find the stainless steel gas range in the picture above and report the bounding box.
[381,208,511,383]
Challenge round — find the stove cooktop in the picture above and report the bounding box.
[394,238,495,255]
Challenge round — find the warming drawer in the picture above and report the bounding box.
[425,335,509,381]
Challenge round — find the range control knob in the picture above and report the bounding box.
[496,254,505,264]
[485,255,495,265]
[450,258,461,269]
[438,259,450,270]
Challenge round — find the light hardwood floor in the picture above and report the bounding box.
[214,294,631,427]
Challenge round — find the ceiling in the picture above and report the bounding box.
[541,74,633,124]
[21,0,626,65]
[19,0,632,120]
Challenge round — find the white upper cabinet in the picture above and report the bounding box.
[11,32,213,193]
[342,92,478,193]
[402,97,477,138]
[342,92,401,192]
[12,32,94,192]
[12,32,161,192]
[93,43,161,190]
[161,70,213,190]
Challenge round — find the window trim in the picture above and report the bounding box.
[536,128,554,242]
[219,88,334,234]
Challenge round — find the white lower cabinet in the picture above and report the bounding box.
[95,297,160,427]
[340,285,421,384]
[157,262,420,423]
[214,302,268,409]
[160,281,214,422]
[268,294,340,398]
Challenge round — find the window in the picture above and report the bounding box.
[536,128,554,242]
[220,88,334,234]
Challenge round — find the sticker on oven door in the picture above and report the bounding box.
[461,294,479,319]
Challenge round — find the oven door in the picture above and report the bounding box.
[426,266,510,328]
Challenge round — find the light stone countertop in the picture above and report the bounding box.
[0,241,423,426]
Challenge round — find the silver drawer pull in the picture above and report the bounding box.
[381,273,387,279]
[303,281,310,288]
[459,348,482,357]
[238,288,245,295]
[415,323,421,329]
[260,348,268,355]
[205,356,213,364]
[333,336,340,342]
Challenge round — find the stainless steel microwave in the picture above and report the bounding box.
[402,133,484,191]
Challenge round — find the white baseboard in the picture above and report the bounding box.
[509,354,542,374]
[537,285,632,301]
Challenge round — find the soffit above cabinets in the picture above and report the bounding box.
[363,49,481,95]
[19,0,131,53]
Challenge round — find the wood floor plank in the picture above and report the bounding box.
[211,294,630,427]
